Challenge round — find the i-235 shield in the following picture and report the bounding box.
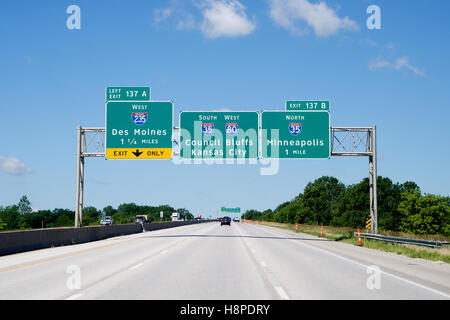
[132,112,148,125]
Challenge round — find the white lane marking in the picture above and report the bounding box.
[275,286,290,300]
[238,224,291,301]
[249,224,450,299]
[161,250,168,254]
[129,263,143,270]
[65,293,84,300]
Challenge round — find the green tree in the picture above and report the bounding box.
[399,190,450,235]
[376,177,403,231]
[177,208,193,221]
[333,180,369,228]
[273,202,289,222]
[277,202,301,224]
[262,209,275,222]
[399,181,420,194]
[18,195,32,215]
[83,206,101,225]
[117,203,140,215]
[301,176,345,225]
[331,176,413,231]
[55,214,72,227]
[49,209,74,228]
[33,210,54,228]
[19,211,50,229]
[0,205,20,230]
[114,203,140,223]
[243,209,263,220]
[102,205,117,217]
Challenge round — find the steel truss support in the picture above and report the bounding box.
[331,126,377,233]
[75,126,377,233]
[74,127,105,227]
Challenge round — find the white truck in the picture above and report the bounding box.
[171,212,181,221]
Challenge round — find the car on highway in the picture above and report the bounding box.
[220,216,231,226]
[135,216,149,224]
[100,216,113,225]
[233,217,240,222]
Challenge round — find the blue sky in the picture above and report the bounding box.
[1,0,449,218]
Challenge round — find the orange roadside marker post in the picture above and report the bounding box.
[357,226,362,246]
[295,223,299,233]
[320,224,323,237]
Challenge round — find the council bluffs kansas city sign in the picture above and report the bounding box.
[179,111,259,159]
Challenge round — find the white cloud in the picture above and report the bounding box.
[176,13,196,30]
[269,0,358,37]
[368,55,426,77]
[394,56,426,77]
[153,0,196,30]
[0,156,33,175]
[154,6,173,24]
[368,56,390,71]
[200,0,256,38]
[153,0,255,38]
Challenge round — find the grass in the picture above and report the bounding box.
[247,220,450,264]
[341,238,450,263]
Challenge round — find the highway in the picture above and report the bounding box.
[0,221,449,300]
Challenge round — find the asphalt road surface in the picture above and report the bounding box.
[0,221,449,300]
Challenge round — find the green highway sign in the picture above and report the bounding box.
[105,101,173,159]
[221,207,240,213]
[261,111,330,159]
[286,100,329,111]
[179,111,259,159]
[106,87,151,102]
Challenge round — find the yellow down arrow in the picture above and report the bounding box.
[106,148,172,159]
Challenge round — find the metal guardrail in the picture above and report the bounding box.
[355,232,449,248]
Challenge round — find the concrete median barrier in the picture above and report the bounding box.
[142,220,203,231]
[0,220,212,256]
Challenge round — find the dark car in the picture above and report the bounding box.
[220,216,231,226]
[135,216,151,224]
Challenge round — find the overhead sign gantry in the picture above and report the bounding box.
[75,88,377,233]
